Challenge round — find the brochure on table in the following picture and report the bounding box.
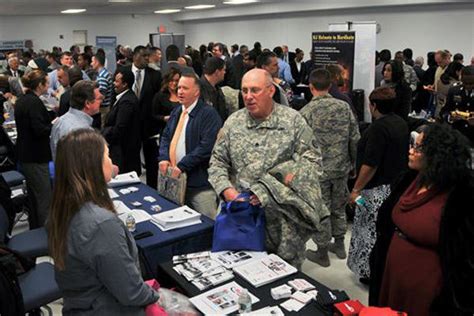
[210,250,268,269]
[233,253,298,287]
[189,281,259,315]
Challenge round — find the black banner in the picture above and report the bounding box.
[312,31,355,93]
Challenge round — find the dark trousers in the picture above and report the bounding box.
[21,162,52,228]
[143,138,158,189]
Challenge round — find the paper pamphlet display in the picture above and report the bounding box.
[191,270,234,291]
[151,205,201,231]
[173,259,224,281]
[233,254,298,288]
[210,251,267,269]
[108,171,141,188]
[173,251,211,264]
[189,281,259,315]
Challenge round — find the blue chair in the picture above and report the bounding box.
[18,262,62,315]
[0,204,49,259]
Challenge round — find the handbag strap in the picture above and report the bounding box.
[226,192,251,210]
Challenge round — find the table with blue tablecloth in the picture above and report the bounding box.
[111,182,214,278]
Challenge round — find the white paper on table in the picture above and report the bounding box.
[118,209,151,224]
[108,171,141,187]
[210,251,267,269]
[280,298,305,312]
[151,218,202,231]
[113,200,132,215]
[108,189,119,199]
[189,281,259,315]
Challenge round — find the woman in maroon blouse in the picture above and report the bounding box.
[369,124,474,315]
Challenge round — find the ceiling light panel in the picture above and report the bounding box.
[184,4,216,10]
[61,9,87,14]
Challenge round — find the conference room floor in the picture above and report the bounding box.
[12,214,368,314]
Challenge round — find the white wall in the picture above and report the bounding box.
[0,14,184,51]
[182,3,474,62]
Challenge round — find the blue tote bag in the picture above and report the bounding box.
[211,192,266,252]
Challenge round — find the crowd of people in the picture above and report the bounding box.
[0,41,473,315]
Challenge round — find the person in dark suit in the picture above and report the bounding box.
[15,70,52,228]
[121,46,162,188]
[58,66,83,116]
[102,69,141,175]
[2,57,24,78]
[158,73,222,218]
[212,43,237,89]
[200,57,228,122]
[290,48,308,86]
[282,45,296,64]
[231,45,247,89]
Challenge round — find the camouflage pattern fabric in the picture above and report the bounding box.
[312,176,349,247]
[300,94,360,180]
[300,94,360,247]
[220,86,240,115]
[209,103,326,269]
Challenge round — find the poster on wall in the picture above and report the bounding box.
[96,36,117,75]
[311,31,355,93]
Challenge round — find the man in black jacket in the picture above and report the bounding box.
[121,46,162,188]
[199,57,228,122]
[103,69,141,175]
[212,43,237,89]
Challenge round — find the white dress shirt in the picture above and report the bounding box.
[113,89,129,107]
[176,99,198,164]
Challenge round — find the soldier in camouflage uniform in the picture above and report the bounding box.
[209,69,327,269]
[300,69,360,267]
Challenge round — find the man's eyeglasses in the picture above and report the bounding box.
[241,85,272,96]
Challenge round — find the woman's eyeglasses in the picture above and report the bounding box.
[409,141,423,153]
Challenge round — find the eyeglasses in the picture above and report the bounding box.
[409,142,423,153]
[241,85,272,96]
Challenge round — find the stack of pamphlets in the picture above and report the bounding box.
[173,251,211,264]
[210,250,267,269]
[172,251,234,291]
[189,281,259,315]
[151,206,201,231]
[174,259,226,281]
[233,254,298,288]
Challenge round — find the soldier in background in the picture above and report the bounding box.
[301,69,360,267]
[209,69,327,269]
[441,65,474,145]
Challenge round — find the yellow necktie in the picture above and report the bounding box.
[169,109,188,167]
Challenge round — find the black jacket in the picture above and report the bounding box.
[102,90,141,175]
[14,91,52,163]
[199,76,228,122]
[289,60,308,85]
[121,66,161,139]
[369,170,474,315]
